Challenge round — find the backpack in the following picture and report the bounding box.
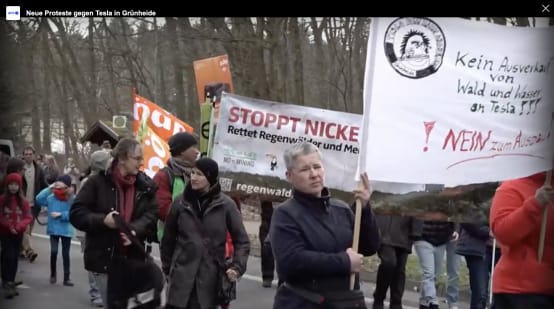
[156,167,185,242]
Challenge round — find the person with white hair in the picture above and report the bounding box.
[77,149,111,307]
[270,141,380,309]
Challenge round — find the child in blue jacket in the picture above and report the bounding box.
[35,174,75,286]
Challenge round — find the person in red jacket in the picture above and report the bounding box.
[0,173,33,299]
[490,170,554,308]
[153,132,199,243]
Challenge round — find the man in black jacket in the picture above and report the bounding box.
[373,215,422,309]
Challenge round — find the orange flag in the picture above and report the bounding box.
[139,126,172,178]
[133,94,194,142]
[133,94,194,178]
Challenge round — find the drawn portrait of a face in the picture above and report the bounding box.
[400,30,431,71]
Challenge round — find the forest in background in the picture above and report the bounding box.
[0,17,551,164]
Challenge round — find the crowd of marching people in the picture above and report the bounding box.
[0,133,552,309]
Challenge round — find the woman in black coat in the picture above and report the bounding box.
[270,142,380,309]
[161,158,250,309]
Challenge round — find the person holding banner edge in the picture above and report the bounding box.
[270,141,380,309]
[490,167,554,309]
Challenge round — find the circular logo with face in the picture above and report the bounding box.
[384,17,446,79]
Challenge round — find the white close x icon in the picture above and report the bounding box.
[542,3,551,12]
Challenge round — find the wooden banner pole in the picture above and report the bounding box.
[350,181,364,290]
[538,170,552,263]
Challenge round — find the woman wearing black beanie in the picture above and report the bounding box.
[161,157,250,309]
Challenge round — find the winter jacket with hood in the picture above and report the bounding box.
[161,182,250,309]
[490,171,554,295]
[35,186,74,238]
[0,173,32,235]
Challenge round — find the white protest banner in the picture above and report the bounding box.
[212,93,424,197]
[359,18,554,185]
[212,93,361,193]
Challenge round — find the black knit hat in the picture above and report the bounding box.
[194,158,219,186]
[168,132,198,157]
[56,174,72,187]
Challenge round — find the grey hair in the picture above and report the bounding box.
[283,141,321,170]
[111,138,140,160]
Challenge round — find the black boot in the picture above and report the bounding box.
[4,282,16,299]
[50,253,57,284]
[262,278,272,288]
[63,273,74,287]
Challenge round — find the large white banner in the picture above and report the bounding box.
[213,93,362,192]
[360,18,554,185]
[212,93,425,196]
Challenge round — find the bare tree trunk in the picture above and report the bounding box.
[41,23,52,153]
[236,18,269,99]
[46,18,95,126]
[179,18,201,128]
[60,74,72,157]
[88,17,97,115]
[118,19,138,94]
[289,18,304,105]
[0,21,18,139]
[101,18,118,114]
[72,120,85,164]
[324,18,344,110]
[350,18,368,114]
[153,17,167,107]
[165,17,186,119]
[208,18,270,99]
[29,57,41,151]
[265,18,287,103]
[310,18,329,108]
[17,21,41,150]
[341,18,354,112]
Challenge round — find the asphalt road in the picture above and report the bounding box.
[0,223,467,309]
